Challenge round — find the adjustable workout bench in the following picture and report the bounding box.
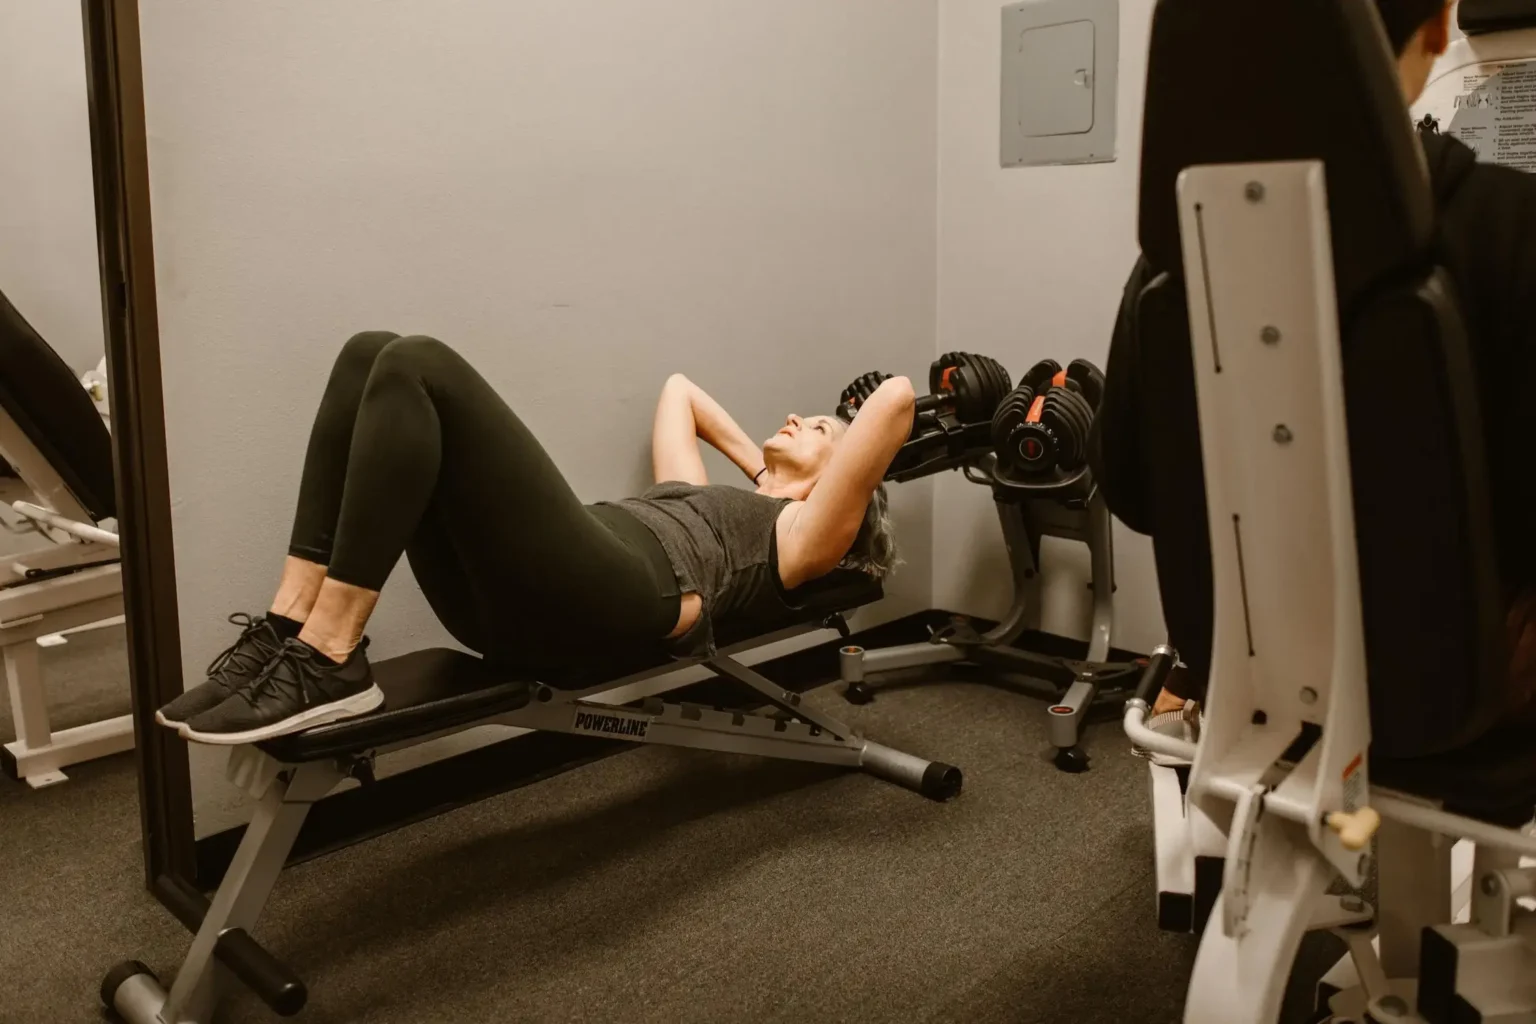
[1118,2,1536,1020]
[103,574,961,1022]
[0,286,128,788]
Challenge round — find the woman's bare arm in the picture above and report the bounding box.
[777,376,914,588]
[651,374,765,485]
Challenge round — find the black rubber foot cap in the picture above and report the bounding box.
[844,682,875,705]
[101,959,155,1009]
[1054,746,1091,773]
[922,762,963,801]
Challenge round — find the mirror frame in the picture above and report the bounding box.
[82,0,203,923]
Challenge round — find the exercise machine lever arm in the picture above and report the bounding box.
[12,500,119,547]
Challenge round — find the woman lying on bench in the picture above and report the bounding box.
[156,333,914,745]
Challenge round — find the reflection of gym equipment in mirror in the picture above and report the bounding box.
[0,287,128,788]
[835,352,1141,773]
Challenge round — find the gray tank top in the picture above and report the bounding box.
[602,482,794,657]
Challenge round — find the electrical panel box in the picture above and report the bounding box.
[1001,0,1118,167]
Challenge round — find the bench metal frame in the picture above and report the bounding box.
[104,618,961,1022]
[0,404,128,789]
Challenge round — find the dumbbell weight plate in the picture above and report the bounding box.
[837,370,894,421]
[930,352,967,397]
[1067,359,1106,411]
[973,355,1013,420]
[928,351,1015,424]
[1046,387,1095,470]
[1022,358,1062,395]
[953,358,989,424]
[991,385,1034,454]
[1058,388,1094,468]
[947,354,990,424]
[993,383,1058,474]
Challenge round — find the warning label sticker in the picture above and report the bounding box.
[1341,752,1365,813]
[1415,58,1536,172]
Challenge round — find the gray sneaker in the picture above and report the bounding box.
[155,613,284,732]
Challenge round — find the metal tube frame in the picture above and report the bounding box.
[841,485,1132,755]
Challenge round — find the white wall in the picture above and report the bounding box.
[139,0,940,683]
[934,0,1165,653]
[0,2,105,374]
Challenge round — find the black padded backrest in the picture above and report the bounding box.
[0,287,115,521]
[1140,0,1434,316]
[1125,0,1508,758]
[1460,0,1536,34]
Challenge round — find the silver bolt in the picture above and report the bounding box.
[1245,181,1266,203]
[1273,425,1294,444]
[1378,995,1409,1017]
[1300,687,1318,705]
[1261,326,1281,345]
[1481,873,1502,896]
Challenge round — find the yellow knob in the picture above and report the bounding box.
[1326,807,1381,851]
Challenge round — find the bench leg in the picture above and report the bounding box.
[106,760,341,1024]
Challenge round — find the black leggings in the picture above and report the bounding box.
[288,332,681,675]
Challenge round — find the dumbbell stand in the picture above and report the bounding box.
[840,484,1136,770]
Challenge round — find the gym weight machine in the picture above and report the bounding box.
[1114,1,1536,1019]
[0,286,129,788]
[834,352,1141,772]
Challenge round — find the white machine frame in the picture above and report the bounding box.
[1123,162,1536,1023]
[0,403,128,788]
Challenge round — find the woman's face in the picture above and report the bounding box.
[764,413,846,481]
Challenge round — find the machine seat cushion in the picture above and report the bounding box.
[0,287,116,521]
[258,574,882,764]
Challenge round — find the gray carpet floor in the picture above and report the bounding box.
[3,639,1344,1023]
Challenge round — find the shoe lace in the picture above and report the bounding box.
[205,613,280,688]
[240,638,324,710]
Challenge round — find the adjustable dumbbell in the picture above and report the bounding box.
[836,371,894,422]
[992,360,1062,475]
[1050,358,1106,469]
[837,352,1011,425]
[1066,358,1105,409]
[993,358,1107,477]
[925,352,1012,424]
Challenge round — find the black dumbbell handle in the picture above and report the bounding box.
[915,391,953,415]
[844,388,955,423]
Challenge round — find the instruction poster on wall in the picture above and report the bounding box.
[1414,58,1536,172]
